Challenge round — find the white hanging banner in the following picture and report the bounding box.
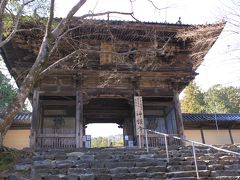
[134,96,144,135]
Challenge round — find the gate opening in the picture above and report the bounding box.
[85,123,123,148]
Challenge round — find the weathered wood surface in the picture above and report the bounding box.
[36,128,76,149]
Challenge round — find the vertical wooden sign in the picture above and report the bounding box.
[134,96,144,135]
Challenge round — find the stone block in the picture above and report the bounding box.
[90,161,105,168]
[208,164,224,171]
[33,159,54,169]
[44,175,65,180]
[105,162,135,168]
[95,153,112,160]
[75,161,90,168]
[111,173,136,180]
[135,172,151,178]
[15,164,31,171]
[55,160,73,169]
[68,167,86,174]
[64,175,79,180]
[55,153,67,160]
[150,172,166,179]
[135,161,165,167]
[86,168,110,174]
[79,174,95,180]
[167,170,210,178]
[67,152,85,159]
[8,175,20,180]
[211,170,240,177]
[224,164,240,170]
[110,167,129,174]
[80,155,95,161]
[128,167,146,173]
[95,174,112,180]
[145,165,166,173]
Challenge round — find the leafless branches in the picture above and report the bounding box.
[52,0,87,38]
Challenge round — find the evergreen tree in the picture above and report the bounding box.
[0,72,16,111]
[181,83,240,113]
[205,85,240,113]
[181,82,206,113]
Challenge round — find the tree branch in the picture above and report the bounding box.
[52,0,87,38]
[0,0,8,43]
[40,49,81,76]
[46,0,54,37]
[147,0,170,11]
[0,0,35,48]
[79,11,138,21]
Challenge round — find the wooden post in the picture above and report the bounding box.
[76,90,83,148]
[30,89,39,149]
[228,128,234,144]
[173,90,185,141]
[200,128,205,144]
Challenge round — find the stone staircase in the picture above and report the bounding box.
[7,145,240,179]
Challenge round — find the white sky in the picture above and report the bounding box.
[86,123,122,137]
[1,0,240,137]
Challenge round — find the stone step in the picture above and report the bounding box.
[37,172,167,180]
[215,176,240,180]
[12,146,240,179]
[211,170,240,177]
[168,159,206,166]
[167,170,210,178]
[224,164,240,170]
[207,159,240,166]
[167,164,207,171]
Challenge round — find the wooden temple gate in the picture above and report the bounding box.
[30,80,184,149]
[0,20,222,149]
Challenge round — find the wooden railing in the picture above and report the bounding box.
[143,131,180,148]
[36,128,76,149]
[144,129,240,179]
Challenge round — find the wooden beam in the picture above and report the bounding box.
[37,134,75,138]
[40,100,75,105]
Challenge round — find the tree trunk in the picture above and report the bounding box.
[0,36,50,147]
[0,133,3,149]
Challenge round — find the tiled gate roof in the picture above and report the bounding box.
[1,112,240,129]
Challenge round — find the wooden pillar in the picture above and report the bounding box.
[76,90,83,148]
[173,90,185,141]
[228,128,234,144]
[123,117,134,146]
[200,128,205,144]
[130,76,143,147]
[30,89,39,149]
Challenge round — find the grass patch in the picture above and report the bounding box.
[0,151,16,172]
